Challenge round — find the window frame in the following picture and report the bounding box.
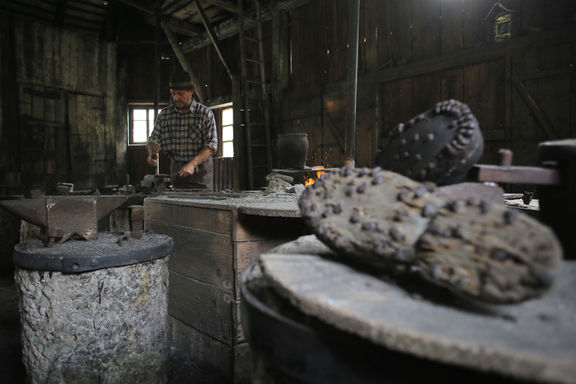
[211,102,234,158]
[127,103,168,146]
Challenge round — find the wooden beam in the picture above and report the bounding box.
[161,21,205,102]
[118,0,154,15]
[141,13,204,36]
[181,0,314,52]
[360,26,576,86]
[513,79,558,140]
[210,0,238,14]
[162,0,191,14]
[162,15,205,36]
[192,0,234,80]
[54,0,68,27]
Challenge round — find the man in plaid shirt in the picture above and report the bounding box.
[147,69,218,190]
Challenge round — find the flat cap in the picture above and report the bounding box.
[169,66,194,90]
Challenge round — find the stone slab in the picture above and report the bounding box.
[259,236,576,384]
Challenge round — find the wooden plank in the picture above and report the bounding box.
[518,0,543,33]
[440,67,464,101]
[233,342,252,384]
[354,106,378,167]
[362,25,576,88]
[233,239,290,299]
[144,199,233,234]
[461,0,484,49]
[513,79,558,140]
[321,91,346,153]
[411,0,440,61]
[572,43,576,137]
[388,0,411,65]
[439,0,463,55]
[150,220,234,288]
[67,93,107,189]
[535,44,572,139]
[412,75,441,115]
[325,0,347,83]
[360,0,384,72]
[169,316,252,383]
[380,78,413,140]
[169,316,234,383]
[281,86,322,120]
[169,272,235,345]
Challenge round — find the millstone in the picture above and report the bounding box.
[298,167,563,303]
[375,99,484,185]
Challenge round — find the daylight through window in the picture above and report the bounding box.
[128,104,162,145]
[221,107,234,157]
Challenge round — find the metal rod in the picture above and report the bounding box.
[345,0,360,168]
[154,0,161,175]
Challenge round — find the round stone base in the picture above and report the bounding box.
[15,256,169,384]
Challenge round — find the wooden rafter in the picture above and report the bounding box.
[161,20,206,102]
[192,0,234,79]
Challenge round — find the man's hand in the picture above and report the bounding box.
[147,141,160,156]
[147,154,158,167]
[146,141,161,167]
[178,160,198,178]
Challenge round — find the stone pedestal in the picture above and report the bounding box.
[13,232,173,384]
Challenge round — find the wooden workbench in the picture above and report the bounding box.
[144,191,306,383]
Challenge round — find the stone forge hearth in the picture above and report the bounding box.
[265,167,328,194]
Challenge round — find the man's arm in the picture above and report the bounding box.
[146,110,164,166]
[177,146,215,177]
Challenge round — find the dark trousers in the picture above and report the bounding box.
[170,157,213,191]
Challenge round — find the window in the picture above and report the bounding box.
[212,103,234,158]
[221,107,234,157]
[128,104,165,145]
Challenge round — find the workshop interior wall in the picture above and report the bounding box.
[1,1,575,193]
[274,0,576,169]
[0,14,120,194]
[185,0,576,172]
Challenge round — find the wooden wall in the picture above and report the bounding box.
[2,1,574,193]
[186,0,576,176]
[0,14,120,194]
[278,0,576,168]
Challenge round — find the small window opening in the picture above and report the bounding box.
[128,104,165,145]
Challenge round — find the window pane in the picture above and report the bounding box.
[133,121,148,143]
[133,109,147,121]
[222,125,233,141]
[222,107,233,125]
[223,142,234,157]
[148,109,156,132]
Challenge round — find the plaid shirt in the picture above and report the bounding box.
[148,100,218,163]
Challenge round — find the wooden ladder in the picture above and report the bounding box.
[238,0,272,189]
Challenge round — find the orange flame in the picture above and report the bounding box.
[304,166,325,186]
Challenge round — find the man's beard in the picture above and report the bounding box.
[175,100,190,111]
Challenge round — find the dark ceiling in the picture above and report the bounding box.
[0,0,310,50]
